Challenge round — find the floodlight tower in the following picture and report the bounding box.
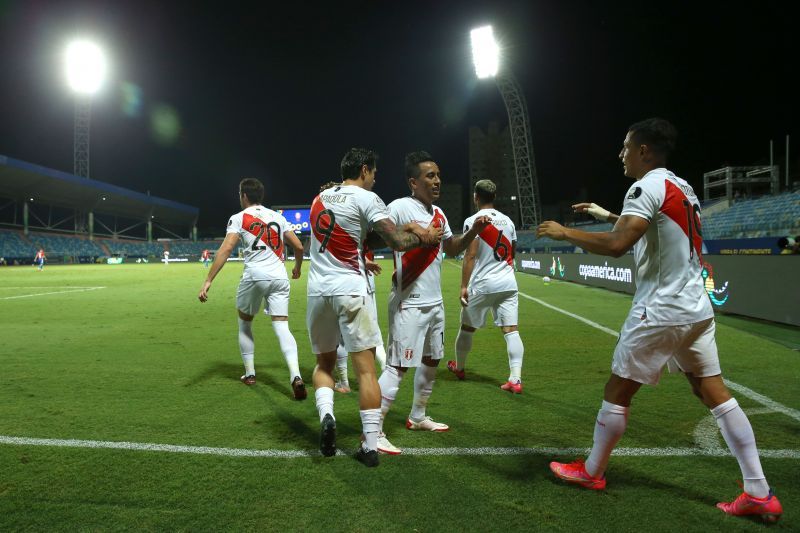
[65,40,107,178]
[471,25,541,228]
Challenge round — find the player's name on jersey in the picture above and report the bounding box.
[319,193,348,204]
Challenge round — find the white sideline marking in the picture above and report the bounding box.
[1,435,798,459]
[518,292,620,337]
[516,288,800,426]
[693,408,775,453]
[0,287,106,300]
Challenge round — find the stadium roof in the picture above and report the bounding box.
[0,154,198,227]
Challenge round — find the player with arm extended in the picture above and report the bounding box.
[307,148,442,467]
[447,179,524,393]
[375,151,491,455]
[539,118,782,522]
[198,178,307,400]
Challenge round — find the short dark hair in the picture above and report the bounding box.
[340,148,378,180]
[239,178,264,204]
[628,118,677,160]
[319,180,340,193]
[405,151,435,179]
[474,179,497,204]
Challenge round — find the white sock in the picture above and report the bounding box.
[410,364,437,422]
[378,366,403,433]
[712,398,769,498]
[238,318,255,376]
[335,345,349,387]
[375,344,387,372]
[504,331,524,383]
[585,401,629,479]
[454,329,474,371]
[272,321,300,383]
[360,408,381,451]
[315,387,334,423]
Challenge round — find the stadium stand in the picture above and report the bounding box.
[27,232,106,257]
[101,238,163,257]
[702,191,800,239]
[169,239,222,256]
[0,229,36,260]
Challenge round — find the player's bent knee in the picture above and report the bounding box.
[460,325,477,332]
[238,310,254,321]
[501,325,518,333]
[421,357,440,368]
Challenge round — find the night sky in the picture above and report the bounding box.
[0,1,796,234]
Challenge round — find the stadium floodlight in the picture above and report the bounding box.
[65,40,107,95]
[64,39,108,179]
[470,25,499,79]
[469,24,541,228]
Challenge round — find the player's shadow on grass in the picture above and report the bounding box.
[184,362,242,387]
[442,369,498,386]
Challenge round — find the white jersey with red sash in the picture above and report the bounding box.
[307,184,390,296]
[620,168,713,325]
[226,205,288,281]
[388,196,453,308]
[463,208,517,294]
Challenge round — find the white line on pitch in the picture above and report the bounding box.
[0,287,106,300]
[517,289,800,424]
[1,435,798,459]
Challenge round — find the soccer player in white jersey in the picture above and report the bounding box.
[307,148,442,467]
[538,118,782,522]
[376,151,491,455]
[447,179,524,393]
[314,181,388,394]
[198,178,308,400]
[163,250,169,265]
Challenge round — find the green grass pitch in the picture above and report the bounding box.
[0,260,797,531]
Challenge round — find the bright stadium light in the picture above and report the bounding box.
[469,24,541,228]
[470,25,499,79]
[64,40,107,94]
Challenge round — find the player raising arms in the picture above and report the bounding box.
[375,151,491,455]
[539,118,782,522]
[447,179,524,393]
[308,148,442,467]
[198,178,308,400]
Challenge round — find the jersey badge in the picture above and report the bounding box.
[628,187,642,199]
[404,348,414,361]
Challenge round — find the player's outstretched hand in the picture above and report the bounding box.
[198,280,212,302]
[472,215,492,233]
[536,221,567,240]
[365,259,382,275]
[459,287,469,307]
[572,202,610,221]
[291,266,302,279]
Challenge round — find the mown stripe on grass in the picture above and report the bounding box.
[1,435,799,459]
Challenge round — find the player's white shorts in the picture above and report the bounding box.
[612,314,721,385]
[386,292,445,368]
[460,290,518,328]
[307,295,382,354]
[236,278,290,317]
